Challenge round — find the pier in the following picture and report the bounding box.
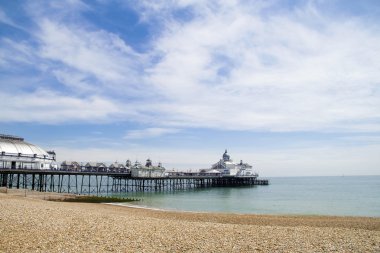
[0,135,269,197]
[0,169,268,196]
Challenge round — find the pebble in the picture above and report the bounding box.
[0,191,379,253]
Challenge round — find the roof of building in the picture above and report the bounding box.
[85,162,106,167]
[61,161,80,166]
[132,161,165,170]
[0,134,49,157]
[208,169,222,174]
[109,162,126,168]
[223,149,231,161]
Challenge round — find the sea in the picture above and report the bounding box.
[118,176,380,217]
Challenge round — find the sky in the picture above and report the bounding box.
[1,0,380,176]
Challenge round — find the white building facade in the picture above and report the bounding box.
[210,150,257,177]
[131,159,165,178]
[0,134,56,170]
[109,162,129,173]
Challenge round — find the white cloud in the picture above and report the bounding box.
[142,1,380,132]
[0,38,36,67]
[1,0,380,133]
[0,89,125,123]
[37,19,143,88]
[338,135,380,143]
[250,144,380,177]
[52,69,98,93]
[26,0,91,21]
[124,128,180,140]
[0,8,25,30]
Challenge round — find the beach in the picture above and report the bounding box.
[0,190,379,253]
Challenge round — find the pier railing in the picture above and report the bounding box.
[0,169,269,196]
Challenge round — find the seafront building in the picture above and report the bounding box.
[108,162,128,173]
[208,150,257,177]
[131,159,166,177]
[166,150,257,178]
[0,134,56,170]
[60,161,81,171]
[84,162,107,172]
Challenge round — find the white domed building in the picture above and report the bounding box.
[0,134,56,170]
[210,150,258,177]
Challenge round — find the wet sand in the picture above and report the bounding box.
[1,190,379,252]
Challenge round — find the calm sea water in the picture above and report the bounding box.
[119,176,380,217]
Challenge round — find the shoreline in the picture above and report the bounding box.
[108,201,380,219]
[5,188,379,219]
[1,190,380,252]
[104,202,380,231]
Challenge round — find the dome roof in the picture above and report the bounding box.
[145,159,152,167]
[223,149,230,161]
[0,135,48,157]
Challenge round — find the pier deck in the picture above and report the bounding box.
[0,169,269,196]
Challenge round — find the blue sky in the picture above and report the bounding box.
[1,0,380,176]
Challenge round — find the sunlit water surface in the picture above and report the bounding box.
[116,176,380,217]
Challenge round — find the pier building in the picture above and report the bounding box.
[131,159,165,177]
[0,134,56,170]
[61,161,81,171]
[109,162,129,173]
[210,150,257,177]
[84,162,107,172]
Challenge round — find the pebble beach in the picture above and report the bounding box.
[1,190,379,253]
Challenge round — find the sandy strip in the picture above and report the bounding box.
[0,191,379,252]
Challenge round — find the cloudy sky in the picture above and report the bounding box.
[1,0,380,176]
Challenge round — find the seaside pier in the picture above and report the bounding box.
[0,169,268,196]
[0,134,269,196]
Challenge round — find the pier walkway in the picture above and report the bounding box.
[0,169,268,196]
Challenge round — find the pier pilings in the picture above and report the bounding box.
[0,169,268,196]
